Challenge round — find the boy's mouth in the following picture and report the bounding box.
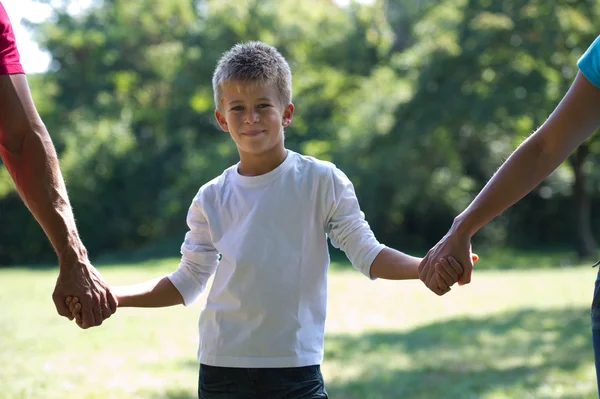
[242,130,266,137]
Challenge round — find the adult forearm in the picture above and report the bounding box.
[453,72,600,239]
[370,247,420,280]
[113,277,184,308]
[0,74,86,268]
[452,132,566,238]
[1,125,86,267]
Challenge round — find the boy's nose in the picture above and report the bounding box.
[244,110,259,124]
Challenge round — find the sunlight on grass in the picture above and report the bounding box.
[0,260,597,398]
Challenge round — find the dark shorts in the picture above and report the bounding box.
[198,364,328,399]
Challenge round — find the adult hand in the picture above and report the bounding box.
[418,226,475,295]
[52,258,117,329]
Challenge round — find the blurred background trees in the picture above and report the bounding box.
[1,0,599,265]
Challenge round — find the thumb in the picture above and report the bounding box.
[458,254,476,286]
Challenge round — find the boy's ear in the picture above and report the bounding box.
[214,109,229,132]
[282,103,294,127]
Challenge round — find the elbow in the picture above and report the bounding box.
[1,122,50,157]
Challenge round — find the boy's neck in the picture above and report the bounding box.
[237,146,288,177]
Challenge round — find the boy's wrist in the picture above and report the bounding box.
[111,287,125,307]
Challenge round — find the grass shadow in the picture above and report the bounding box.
[150,389,196,399]
[324,307,594,398]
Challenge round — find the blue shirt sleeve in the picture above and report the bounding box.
[578,36,600,88]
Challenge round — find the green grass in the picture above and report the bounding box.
[0,259,597,398]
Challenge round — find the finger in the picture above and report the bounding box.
[70,300,81,314]
[74,303,82,322]
[79,298,96,329]
[64,297,74,320]
[421,258,443,296]
[445,257,463,276]
[417,255,429,280]
[53,291,74,319]
[73,303,82,319]
[458,257,474,286]
[434,263,458,288]
[91,299,103,327]
[423,259,437,289]
[107,289,118,315]
[100,292,112,321]
[68,297,78,314]
[435,274,451,295]
[435,260,457,286]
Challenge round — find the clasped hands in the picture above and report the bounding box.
[418,231,478,296]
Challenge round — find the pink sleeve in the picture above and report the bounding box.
[0,3,24,75]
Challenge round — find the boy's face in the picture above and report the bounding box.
[215,81,294,159]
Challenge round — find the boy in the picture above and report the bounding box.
[67,41,466,398]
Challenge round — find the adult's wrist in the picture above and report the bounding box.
[57,241,89,270]
[450,213,477,240]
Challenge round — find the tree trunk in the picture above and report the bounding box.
[569,144,596,259]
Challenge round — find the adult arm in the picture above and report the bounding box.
[419,71,600,295]
[0,74,116,327]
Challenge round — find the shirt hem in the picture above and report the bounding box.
[198,353,324,368]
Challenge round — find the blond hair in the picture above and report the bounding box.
[212,41,292,109]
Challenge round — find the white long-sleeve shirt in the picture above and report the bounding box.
[168,150,385,368]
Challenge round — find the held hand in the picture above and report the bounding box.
[65,296,82,324]
[52,258,117,329]
[418,229,475,295]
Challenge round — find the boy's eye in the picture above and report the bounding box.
[231,106,244,111]
[257,103,270,109]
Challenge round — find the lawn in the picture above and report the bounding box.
[0,259,597,398]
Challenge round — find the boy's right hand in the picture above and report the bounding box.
[434,254,479,294]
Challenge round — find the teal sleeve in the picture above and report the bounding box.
[578,36,600,88]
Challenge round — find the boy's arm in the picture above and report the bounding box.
[369,248,420,280]
[370,249,468,283]
[66,277,183,326]
[325,167,385,279]
[167,191,220,306]
[112,277,184,308]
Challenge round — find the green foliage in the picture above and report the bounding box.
[1,0,600,263]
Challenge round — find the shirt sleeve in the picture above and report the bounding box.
[325,166,385,279]
[167,191,219,306]
[0,3,24,75]
[578,36,600,89]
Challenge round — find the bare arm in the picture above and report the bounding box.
[456,72,600,239]
[370,247,421,280]
[419,72,600,293]
[0,74,115,328]
[112,277,184,308]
